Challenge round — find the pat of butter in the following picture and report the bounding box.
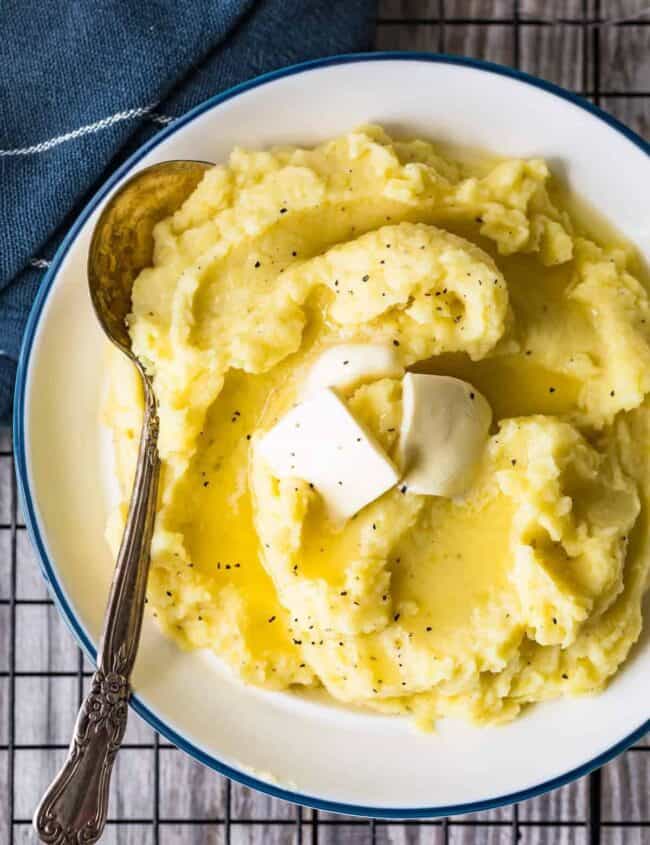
[258,388,400,522]
[397,373,491,497]
[304,344,403,396]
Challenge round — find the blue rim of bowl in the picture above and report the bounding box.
[14,51,650,819]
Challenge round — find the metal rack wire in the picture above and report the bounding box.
[1,2,649,842]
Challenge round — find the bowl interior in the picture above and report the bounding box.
[18,56,650,816]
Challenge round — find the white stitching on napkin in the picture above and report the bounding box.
[149,113,174,125]
[0,103,172,156]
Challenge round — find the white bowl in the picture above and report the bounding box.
[14,53,650,818]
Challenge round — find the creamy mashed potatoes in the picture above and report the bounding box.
[104,126,650,726]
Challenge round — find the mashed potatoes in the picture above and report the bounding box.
[104,126,650,726]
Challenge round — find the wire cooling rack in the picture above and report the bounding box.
[2,2,649,843]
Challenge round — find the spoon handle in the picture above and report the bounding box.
[34,375,160,844]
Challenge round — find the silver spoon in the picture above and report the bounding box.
[34,160,212,845]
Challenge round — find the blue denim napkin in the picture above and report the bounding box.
[0,0,375,422]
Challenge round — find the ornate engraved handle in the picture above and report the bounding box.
[34,375,160,844]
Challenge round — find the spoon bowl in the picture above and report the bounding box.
[88,160,212,356]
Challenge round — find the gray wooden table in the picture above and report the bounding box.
[2,2,649,843]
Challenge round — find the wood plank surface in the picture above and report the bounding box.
[1,3,649,843]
